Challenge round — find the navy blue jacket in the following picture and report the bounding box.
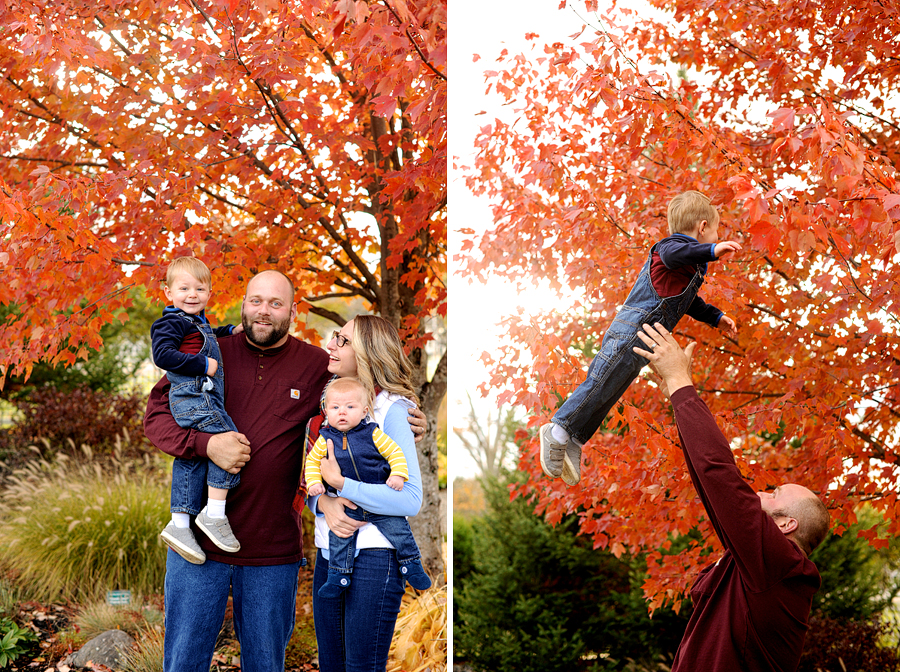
[151,306,235,377]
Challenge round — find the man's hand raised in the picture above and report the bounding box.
[633,323,696,399]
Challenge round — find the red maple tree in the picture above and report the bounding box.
[0,0,446,576]
[460,0,899,609]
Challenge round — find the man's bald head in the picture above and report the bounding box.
[759,483,829,556]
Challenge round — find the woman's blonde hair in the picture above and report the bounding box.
[350,315,419,407]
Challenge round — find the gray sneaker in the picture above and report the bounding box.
[159,523,206,564]
[196,507,241,552]
[539,423,566,478]
[561,441,582,486]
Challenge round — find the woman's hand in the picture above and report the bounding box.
[319,438,346,490]
[317,495,364,538]
[408,407,427,444]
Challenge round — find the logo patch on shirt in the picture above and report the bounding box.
[290,389,300,399]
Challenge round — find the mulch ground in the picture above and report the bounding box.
[9,570,321,671]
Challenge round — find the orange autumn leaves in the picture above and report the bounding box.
[0,0,446,386]
[461,0,900,608]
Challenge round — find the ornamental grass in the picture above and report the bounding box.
[0,448,170,602]
[74,596,165,639]
[388,583,447,672]
[122,625,165,672]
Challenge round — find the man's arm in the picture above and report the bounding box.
[143,377,251,473]
[409,406,426,443]
[634,324,807,588]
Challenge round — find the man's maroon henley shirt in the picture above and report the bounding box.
[144,332,332,566]
[670,386,821,672]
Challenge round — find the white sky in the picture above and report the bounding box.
[448,1,589,478]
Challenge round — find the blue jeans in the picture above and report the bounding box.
[313,549,405,672]
[553,244,704,444]
[167,315,240,514]
[328,508,421,573]
[163,550,302,672]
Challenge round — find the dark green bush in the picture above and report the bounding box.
[454,473,686,672]
[452,516,475,625]
[810,508,900,622]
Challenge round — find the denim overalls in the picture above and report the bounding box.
[552,242,707,445]
[318,422,423,574]
[168,312,240,516]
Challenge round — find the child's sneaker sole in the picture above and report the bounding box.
[561,446,581,486]
[159,524,206,565]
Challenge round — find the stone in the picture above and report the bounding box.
[65,629,135,670]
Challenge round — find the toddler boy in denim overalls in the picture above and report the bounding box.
[153,256,244,564]
[306,377,432,597]
[540,191,741,486]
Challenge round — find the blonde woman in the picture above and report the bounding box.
[307,314,424,672]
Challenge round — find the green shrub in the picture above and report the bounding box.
[452,516,475,625]
[0,617,38,668]
[454,473,686,672]
[0,453,170,602]
[810,507,900,622]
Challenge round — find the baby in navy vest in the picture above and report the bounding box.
[306,377,431,597]
[541,191,741,486]
[153,256,244,564]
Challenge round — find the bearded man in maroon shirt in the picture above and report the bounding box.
[633,323,829,672]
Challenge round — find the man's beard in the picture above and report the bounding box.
[242,312,291,348]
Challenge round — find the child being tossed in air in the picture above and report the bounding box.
[154,256,244,564]
[541,190,741,486]
[306,376,432,597]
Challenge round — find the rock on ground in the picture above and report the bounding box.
[65,629,135,670]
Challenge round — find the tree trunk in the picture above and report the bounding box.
[410,350,448,584]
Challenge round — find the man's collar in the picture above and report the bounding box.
[240,332,294,356]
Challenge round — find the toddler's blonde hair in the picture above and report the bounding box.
[667,190,719,235]
[325,377,369,408]
[166,256,212,287]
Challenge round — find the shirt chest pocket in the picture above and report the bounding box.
[270,379,319,423]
